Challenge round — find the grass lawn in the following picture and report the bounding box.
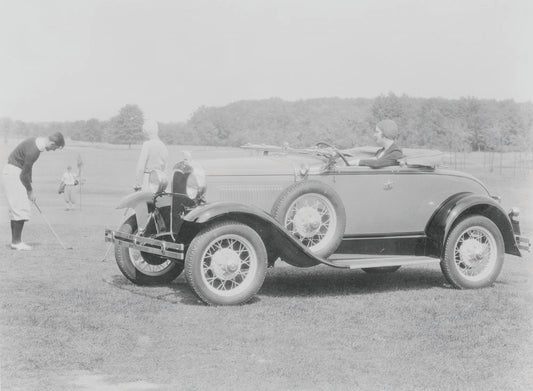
[1,140,532,390]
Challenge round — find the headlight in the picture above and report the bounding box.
[148,169,168,194]
[186,162,206,199]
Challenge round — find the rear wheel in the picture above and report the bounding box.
[115,212,183,285]
[440,215,504,289]
[185,221,268,306]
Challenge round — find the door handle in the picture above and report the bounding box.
[383,180,394,190]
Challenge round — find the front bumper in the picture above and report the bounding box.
[516,235,531,252]
[509,210,531,253]
[104,229,184,260]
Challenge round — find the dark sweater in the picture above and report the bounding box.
[358,143,403,168]
[7,138,41,191]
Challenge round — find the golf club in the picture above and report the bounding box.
[101,243,113,262]
[33,200,73,250]
[101,207,129,261]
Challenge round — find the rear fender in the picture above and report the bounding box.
[426,193,520,257]
[182,202,325,267]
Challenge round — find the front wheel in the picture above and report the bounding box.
[440,215,504,289]
[185,221,268,306]
[114,214,184,285]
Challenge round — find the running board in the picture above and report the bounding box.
[326,254,440,269]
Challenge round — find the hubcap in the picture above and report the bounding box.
[200,234,258,296]
[453,226,497,281]
[211,248,242,279]
[293,206,322,237]
[284,193,336,252]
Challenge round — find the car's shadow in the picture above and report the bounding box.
[103,275,201,305]
[260,265,446,298]
[104,265,447,305]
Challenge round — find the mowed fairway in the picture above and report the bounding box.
[1,140,532,391]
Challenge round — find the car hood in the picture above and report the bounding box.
[190,155,327,176]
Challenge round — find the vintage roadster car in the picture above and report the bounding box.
[105,143,530,305]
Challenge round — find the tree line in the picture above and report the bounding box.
[2,94,532,152]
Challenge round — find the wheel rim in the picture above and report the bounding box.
[453,225,498,281]
[200,234,258,297]
[129,248,174,276]
[284,193,337,253]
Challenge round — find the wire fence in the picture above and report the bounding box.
[447,150,533,176]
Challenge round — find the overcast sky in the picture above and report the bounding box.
[1,0,532,122]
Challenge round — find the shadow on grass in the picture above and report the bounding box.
[103,274,264,306]
[103,266,447,305]
[260,265,446,298]
[103,275,202,305]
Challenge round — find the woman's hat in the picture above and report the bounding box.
[376,119,398,140]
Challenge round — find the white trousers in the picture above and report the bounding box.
[64,185,76,205]
[2,164,31,221]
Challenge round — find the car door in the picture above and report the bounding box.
[332,165,405,235]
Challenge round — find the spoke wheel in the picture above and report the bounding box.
[441,215,504,289]
[200,234,258,296]
[115,211,183,285]
[453,226,497,281]
[128,247,174,277]
[185,221,267,305]
[284,194,337,254]
[272,180,346,259]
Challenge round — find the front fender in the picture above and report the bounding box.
[116,191,154,210]
[426,192,520,257]
[116,192,155,233]
[182,202,339,268]
[182,202,272,224]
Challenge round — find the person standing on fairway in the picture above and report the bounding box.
[134,119,168,191]
[2,132,65,250]
[60,165,79,210]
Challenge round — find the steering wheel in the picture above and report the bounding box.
[315,142,350,166]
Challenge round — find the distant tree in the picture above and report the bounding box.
[11,120,29,138]
[68,121,86,141]
[158,122,199,145]
[83,119,104,142]
[371,93,403,122]
[0,117,13,142]
[416,99,448,148]
[107,105,144,147]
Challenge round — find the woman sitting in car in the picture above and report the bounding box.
[351,119,403,168]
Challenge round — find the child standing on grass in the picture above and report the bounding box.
[60,165,79,210]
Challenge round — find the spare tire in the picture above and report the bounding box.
[271,180,346,258]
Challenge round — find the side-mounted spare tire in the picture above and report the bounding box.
[271,180,346,258]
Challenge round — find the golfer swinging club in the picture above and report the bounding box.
[2,132,65,250]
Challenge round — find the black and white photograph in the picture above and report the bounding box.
[1,0,532,390]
